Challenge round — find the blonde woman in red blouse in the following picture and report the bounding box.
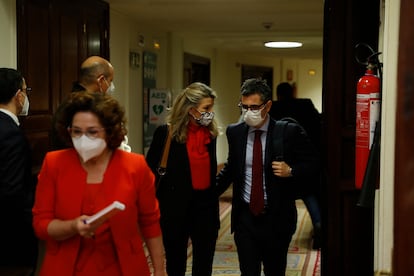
[33,92,166,276]
[146,82,220,276]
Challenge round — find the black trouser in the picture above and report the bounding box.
[234,203,293,276]
[0,220,38,275]
[161,204,218,276]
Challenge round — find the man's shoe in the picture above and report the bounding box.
[312,223,322,250]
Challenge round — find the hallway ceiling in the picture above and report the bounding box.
[108,0,324,59]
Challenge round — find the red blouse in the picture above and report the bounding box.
[186,123,211,190]
[74,184,122,275]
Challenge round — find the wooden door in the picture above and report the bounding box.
[17,0,53,174]
[183,53,211,86]
[16,0,109,175]
[50,0,110,106]
[393,0,414,274]
[322,0,380,275]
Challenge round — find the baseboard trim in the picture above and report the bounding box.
[374,270,392,276]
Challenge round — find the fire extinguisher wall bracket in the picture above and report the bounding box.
[355,64,381,189]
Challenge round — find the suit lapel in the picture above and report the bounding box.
[264,119,275,167]
[238,124,249,173]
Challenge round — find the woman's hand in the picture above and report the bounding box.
[73,215,96,239]
[47,215,96,240]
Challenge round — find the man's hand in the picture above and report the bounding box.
[272,161,292,177]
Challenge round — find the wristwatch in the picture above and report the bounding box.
[288,167,293,177]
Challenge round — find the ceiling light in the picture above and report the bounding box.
[264,41,303,48]
[153,40,160,49]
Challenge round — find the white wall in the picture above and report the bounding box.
[374,0,399,273]
[109,10,142,153]
[298,59,323,112]
[0,0,16,68]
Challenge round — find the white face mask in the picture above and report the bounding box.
[72,135,107,162]
[19,93,30,116]
[105,81,116,95]
[243,109,264,127]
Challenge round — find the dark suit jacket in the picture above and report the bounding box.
[145,124,220,229]
[216,117,319,235]
[270,98,321,149]
[50,83,87,150]
[0,111,37,266]
[270,98,322,198]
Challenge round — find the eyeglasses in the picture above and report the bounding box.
[24,87,32,94]
[19,87,32,96]
[68,127,105,139]
[238,102,265,112]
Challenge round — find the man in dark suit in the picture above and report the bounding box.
[270,82,322,249]
[216,78,319,275]
[0,68,38,275]
[270,82,321,149]
[70,55,116,93]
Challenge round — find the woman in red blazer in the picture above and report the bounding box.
[32,92,166,276]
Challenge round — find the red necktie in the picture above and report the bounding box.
[250,130,264,215]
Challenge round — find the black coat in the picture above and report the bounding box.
[270,98,322,197]
[145,124,219,228]
[0,112,37,266]
[270,98,321,149]
[216,117,319,235]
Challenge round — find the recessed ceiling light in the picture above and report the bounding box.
[264,41,303,48]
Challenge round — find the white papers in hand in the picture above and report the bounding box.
[84,201,126,225]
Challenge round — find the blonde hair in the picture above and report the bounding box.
[166,82,218,143]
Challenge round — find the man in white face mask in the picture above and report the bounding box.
[52,56,131,152]
[0,68,38,274]
[216,78,319,276]
[71,56,116,95]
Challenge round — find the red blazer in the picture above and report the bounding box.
[33,149,161,276]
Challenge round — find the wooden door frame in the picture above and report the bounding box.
[393,0,414,274]
[322,0,380,275]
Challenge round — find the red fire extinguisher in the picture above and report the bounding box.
[355,63,381,189]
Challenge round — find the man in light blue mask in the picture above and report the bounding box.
[0,68,38,275]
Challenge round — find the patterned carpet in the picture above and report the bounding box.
[186,199,321,276]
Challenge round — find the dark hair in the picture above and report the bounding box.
[0,68,23,104]
[240,78,272,102]
[56,91,127,149]
[276,82,294,100]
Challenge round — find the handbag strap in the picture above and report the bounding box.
[272,120,288,160]
[157,125,172,176]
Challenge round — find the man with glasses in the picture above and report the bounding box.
[216,78,319,276]
[0,68,38,275]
